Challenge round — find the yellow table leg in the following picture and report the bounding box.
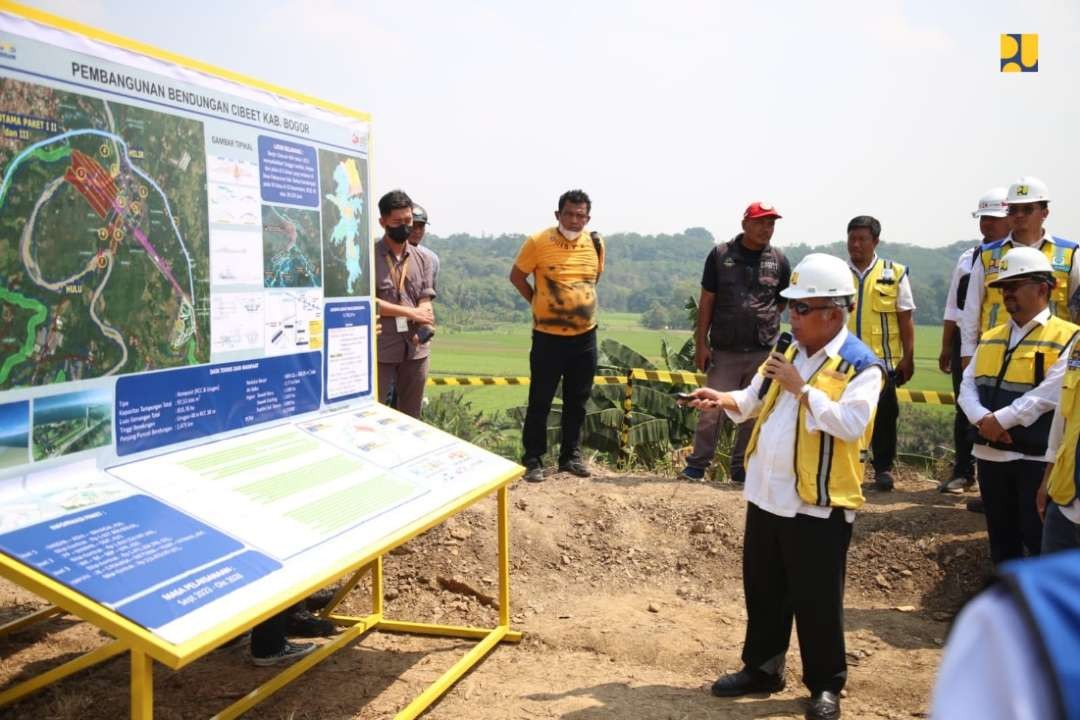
[130,649,153,720]
[0,639,126,707]
[498,486,510,628]
[0,605,63,637]
[372,555,384,615]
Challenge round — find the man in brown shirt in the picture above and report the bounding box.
[374,190,436,418]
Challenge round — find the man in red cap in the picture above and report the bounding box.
[682,202,791,483]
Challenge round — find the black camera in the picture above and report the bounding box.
[416,325,435,343]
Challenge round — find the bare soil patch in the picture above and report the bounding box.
[0,466,990,719]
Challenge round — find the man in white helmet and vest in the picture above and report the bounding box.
[1037,333,1080,554]
[845,215,917,492]
[938,188,1012,495]
[959,176,1080,369]
[958,246,1080,565]
[684,253,884,720]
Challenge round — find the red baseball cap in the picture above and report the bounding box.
[743,201,782,220]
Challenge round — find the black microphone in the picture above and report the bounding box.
[758,331,794,399]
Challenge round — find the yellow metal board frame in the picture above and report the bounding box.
[0,2,521,716]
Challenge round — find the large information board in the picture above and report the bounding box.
[0,6,520,660]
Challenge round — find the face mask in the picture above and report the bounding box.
[558,224,582,241]
[387,224,411,243]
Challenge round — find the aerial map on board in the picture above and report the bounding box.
[0,77,211,389]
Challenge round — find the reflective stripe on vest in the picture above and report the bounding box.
[1048,343,1080,506]
[972,317,1080,456]
[745,334,884,510]
[847,257,906,370]
[979,237,1078,334]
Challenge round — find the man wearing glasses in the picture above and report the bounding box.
[958,246,1080,565]
[959,176,1080,371]
[510,190,603,482]
[684,253,884,720]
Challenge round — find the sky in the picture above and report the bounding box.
[19,0,1080,248]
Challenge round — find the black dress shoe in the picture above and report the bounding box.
[710,669,785,697]
[805,690,841,720]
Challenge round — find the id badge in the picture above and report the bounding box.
[395,316,409,333]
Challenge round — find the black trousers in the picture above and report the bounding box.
[251,610,289,657]
[976,458,1044,565]
[950,334,975,480]
[741,503,853,694]
[871,375,898,473]
[522,328,597,464]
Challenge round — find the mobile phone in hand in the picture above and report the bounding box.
[673,392,693,402]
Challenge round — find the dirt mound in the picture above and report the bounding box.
[0,465,990,719]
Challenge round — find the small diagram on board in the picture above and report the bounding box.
[32,387,112,461]
[261,205,322,288]
[319,150,368,297]
[264,289,322,355]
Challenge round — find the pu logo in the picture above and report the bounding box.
[1001,34,1038,72]
[1015,185,1030,197]
[790,271,799,286]
[998,258,1010,272]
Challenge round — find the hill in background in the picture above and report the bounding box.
[425,229,976,328]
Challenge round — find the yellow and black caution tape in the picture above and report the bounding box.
[427,375,628,386]
[427,370,955,405]
[896,389,955,405]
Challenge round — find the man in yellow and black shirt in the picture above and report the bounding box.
[510,189,604,483]
[846,215,916,491]
[959,246,1079,565]
[686,253,883,720]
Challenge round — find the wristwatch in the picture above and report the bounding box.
[797,384,812,402]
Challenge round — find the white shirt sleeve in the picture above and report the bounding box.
[957,355,988,425]
[931,588,1056,720]
[1070,243,1080,300]
[995,336,1076,429]
[960,257,986,357]
[897,273,916,311]
[724,370,766,424]
[805,366,885,442]
[943,251,972,322]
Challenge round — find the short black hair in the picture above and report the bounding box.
[379,190,413,218]
[558,189,591,214]
[847,215,881,240]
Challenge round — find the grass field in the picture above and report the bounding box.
[426,313,955,414]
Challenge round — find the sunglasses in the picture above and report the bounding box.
[790,301,836,316]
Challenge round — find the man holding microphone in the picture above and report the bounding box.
[685,253,884,720]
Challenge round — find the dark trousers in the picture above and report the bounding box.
[950,334,975,480]
[1043,502,1080,554]
[251,610,289,657]
[741,503,853,694]
[871,375,898,473]
[522,329,597,464]
[976,458,1044,565]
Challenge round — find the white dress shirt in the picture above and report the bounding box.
[725,327,884,523]
[943,246,978,323]
[960,232,1080,357]
[957,308,1074,463]
[931,587,1055,720]
[1045,370,1080,523]
[849,254,917,311]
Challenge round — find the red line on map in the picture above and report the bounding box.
[63,150,118,219]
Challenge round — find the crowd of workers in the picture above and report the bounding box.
[257,182,1080,719]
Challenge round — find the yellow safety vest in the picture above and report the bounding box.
[1047,342,1080,506]
[848,258,907,369]
[745,335,884,510]
[972,316,1080,457]
[978,237,1078,334]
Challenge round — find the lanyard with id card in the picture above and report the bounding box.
[388,252,411,333]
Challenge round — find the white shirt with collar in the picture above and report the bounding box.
[849,254,917,312]
[724,326,884,523]
[957,307,1074,463]
[943,246,979,322]
[959,232,1080,357]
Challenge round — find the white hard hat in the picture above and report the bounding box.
[972,187,1008,218]
[1007,176,1050,204]
[781,253,856,300]
[988,245,1055,286]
